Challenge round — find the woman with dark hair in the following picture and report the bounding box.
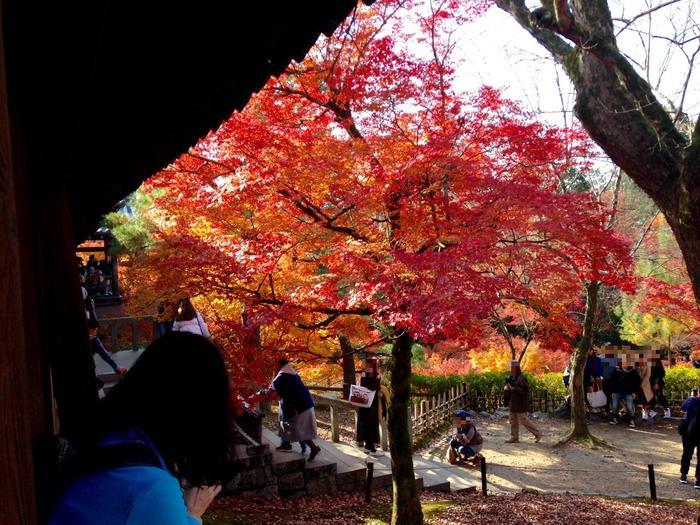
[172,298,211,338]
[50,332,231,525]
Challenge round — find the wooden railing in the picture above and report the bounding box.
[311,393,389,450]
[100,316,155,352]
[410,383,469,439]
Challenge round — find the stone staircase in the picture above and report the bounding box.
[225,428,475,497]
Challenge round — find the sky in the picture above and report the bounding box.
[451,1,700,130]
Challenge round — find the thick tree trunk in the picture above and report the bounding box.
[569,281,600,439]
[338,335,356,399]
[666,212,700,307]
[495,0,700,307]
[388,332,423,525]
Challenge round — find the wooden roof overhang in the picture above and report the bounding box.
[5,0,367,240]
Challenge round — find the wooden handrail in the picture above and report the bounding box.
[99,315,156,353]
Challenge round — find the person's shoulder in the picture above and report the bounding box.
[124,468,191,524]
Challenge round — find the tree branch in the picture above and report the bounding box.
[495,0,577,69]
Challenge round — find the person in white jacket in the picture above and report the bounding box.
[172,298,211,338]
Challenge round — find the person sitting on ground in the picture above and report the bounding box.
[260,358,322,462]
[50,332,232,525]
[679,388,700,487]
[504,360,542,444]
[448,410,483,464]
[609,361,641,427]
[172,298,211,338]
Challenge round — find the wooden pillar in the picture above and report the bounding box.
[0,8,38,522]
[330,405,339,443]
[29,183,99,443]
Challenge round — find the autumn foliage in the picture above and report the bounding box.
[118,0,632,386]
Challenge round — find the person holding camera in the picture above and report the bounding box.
[504,360,542,444]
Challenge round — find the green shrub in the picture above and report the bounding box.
[412,371,510,397]
[531,372,567,400]
[412,370,568,411]
[665,367,700,401]
[413,366,700,407]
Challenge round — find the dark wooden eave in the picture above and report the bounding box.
[4,0,360,241]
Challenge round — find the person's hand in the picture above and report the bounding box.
[117,367,127,375]
[184,484,222,520]
[504,385,511,391]
[632,394,637,400]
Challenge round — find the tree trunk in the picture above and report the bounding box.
[666,212,700,307]
[558,281,608,447]
[339,335,356,399]
[569,281,599,438]
[495,0,700,307]
[388,332,423,525]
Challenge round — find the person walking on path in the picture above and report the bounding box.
[679,389,700,487]
[88,320,126,396]
[504,360,542,443]
[261,358,321,462]
[172,298,211,338]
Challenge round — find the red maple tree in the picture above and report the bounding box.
[120,1,633,522]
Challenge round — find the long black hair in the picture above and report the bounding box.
[174,298,198,322]
[97,332,231,486]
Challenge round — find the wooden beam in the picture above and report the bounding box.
[0,2,38,520]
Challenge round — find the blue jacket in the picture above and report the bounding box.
[584,355,603,379]
[683,396,700,422]
[50,429,198,525]
[271,368,314,420]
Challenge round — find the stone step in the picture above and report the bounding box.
[270,452,306,476]
[258,427,475,496]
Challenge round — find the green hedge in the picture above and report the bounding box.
[412,367,700,404]
[665,367,700,400]
[412,371,565,398]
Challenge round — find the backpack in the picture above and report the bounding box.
[35,433,163,524]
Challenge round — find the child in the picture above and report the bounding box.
[448,410,483,464]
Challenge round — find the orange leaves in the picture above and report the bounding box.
[118,0,635,384]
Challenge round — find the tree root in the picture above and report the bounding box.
[554,430,612,449]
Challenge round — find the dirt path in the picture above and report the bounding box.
[262,404,698,501]
[427,414,698,501]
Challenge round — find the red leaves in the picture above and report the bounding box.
[122,0,635,383]
[207,491,696,525]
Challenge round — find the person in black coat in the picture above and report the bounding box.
[356,358,387,455]
[609,362,641,427]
